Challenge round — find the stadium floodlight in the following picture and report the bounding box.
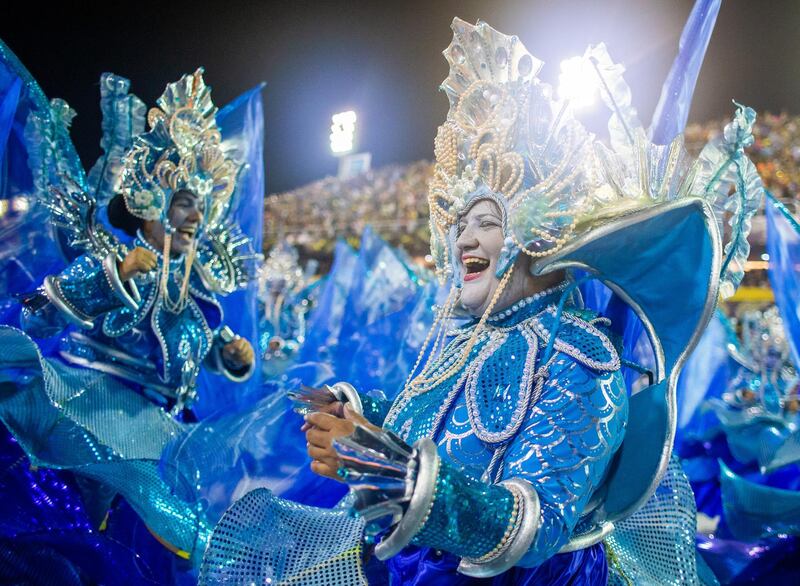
[330,110,357,155]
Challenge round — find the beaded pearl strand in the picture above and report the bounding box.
[158,231,197,314]
[487,281,569,323]
[399,284,459,398]
[408,263,516,394]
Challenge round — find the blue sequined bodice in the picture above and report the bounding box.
[381,285,628,566]
[385,285,622,461]
[25,241,225,395]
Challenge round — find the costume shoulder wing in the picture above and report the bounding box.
[0,40,130,262]
[86,73,146,207]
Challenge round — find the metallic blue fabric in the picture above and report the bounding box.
[681,434,728,520]
[198,488,368,585]
[160,388,347,527]
[0,67,21,189]
[720,461,800,542]
[604,456,714,585]
[387,544,607,585]
[0,42,67,297]
[697,533,800,585]
[301,228,441,399]
[300,240,358,363]
[675,312,731,442]
[553,200,715,386]
[0,424,194,585]
[649,0,721,144]
[766,193,800,371]
[195,84,265,418]
[577,275,648,393]
[0,326,210,558]
[673,310,733,499]
[0,39,84,201]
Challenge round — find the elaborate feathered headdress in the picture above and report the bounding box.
[429,19,762,300]
[117,68,240,230]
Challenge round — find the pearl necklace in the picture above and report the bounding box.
[487,281,569,323]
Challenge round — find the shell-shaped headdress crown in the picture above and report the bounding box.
[430,18,763,299]
[117,69,240,229]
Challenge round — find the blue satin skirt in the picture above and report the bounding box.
[386,544,607,585]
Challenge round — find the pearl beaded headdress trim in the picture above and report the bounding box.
[429,18,763,300]
[117,69,241,230]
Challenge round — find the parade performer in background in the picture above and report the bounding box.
[670,195,800,584]
[199,3,763,583]
[258,243,319,378]
[0,38,262,575]
[163,225,442,525]
[678,307,800,514]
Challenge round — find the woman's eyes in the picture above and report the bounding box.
[174,199,203,210]
[457,218,500,233]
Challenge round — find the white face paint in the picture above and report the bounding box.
[456,199,505,316]
[456,198,568,318]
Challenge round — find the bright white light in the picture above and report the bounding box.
[558,57,597,108]
[761,253,770,261]
[330,110,357,155]
[11,197,29,212]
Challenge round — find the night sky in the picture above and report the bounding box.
[2,0,798,194]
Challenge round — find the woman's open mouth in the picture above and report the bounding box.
[462,255,490,282]
[176,227,197,241]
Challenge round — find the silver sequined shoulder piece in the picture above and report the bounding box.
[530,307,620,372]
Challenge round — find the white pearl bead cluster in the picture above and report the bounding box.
[488,282,569,323]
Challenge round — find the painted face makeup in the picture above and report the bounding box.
[455,199,505,316]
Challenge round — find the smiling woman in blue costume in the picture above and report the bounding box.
[0,60,260,565]
[199,5,763,584]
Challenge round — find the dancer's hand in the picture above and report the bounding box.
[222,338,255,370]
[118,247,157,281]
[305,406,379,481]
[294,386,346,421]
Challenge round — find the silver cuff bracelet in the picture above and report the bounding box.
[103,252,141,310]
[375,437,440,560]
[43,275,94,329]
[457,478,541,577]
